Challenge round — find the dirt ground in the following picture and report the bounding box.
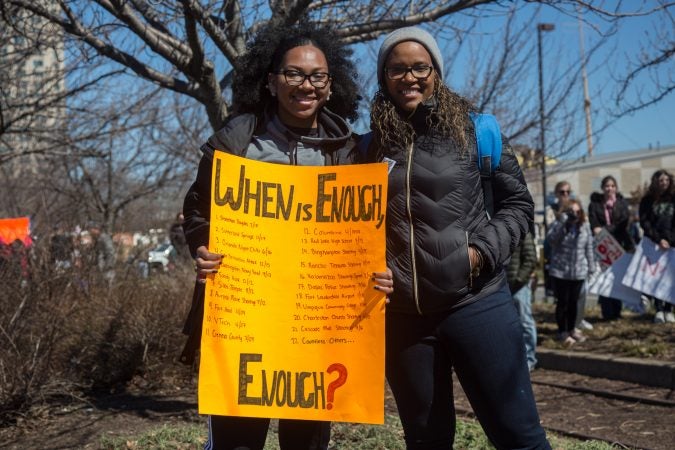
[1,303,673,450]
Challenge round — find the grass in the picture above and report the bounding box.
[99,416,619,450]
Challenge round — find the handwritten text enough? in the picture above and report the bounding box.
[238,353,333,409]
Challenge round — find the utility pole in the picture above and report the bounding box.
[538,23,555,235]
[578,10,594,156]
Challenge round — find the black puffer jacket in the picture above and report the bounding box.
[588,192,635,251]
[378,105,534,315]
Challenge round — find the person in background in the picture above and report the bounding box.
[168,212,189,261]
[544,181,593,331]
[639,169,675,324]
[368,26,550,449]
[629,207,643,246]
[547,199,596,346]
[50,225,74,271]
[507,232,539,371]
[182,21,393,450]
[87,222,115,284]
[543,181,572,299]
[546,181,572,225]
[588,175,635,321]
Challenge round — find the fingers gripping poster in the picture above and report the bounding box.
[199,151,388,424]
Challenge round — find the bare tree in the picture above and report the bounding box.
[4,1,667,130]
[1,0,672,230]
[613,5,674,116]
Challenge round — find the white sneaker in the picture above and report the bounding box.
[579,319,594,330]
[571,329,587,343]
[666,312,675,323]
[654,311,666,324]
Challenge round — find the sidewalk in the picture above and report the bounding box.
[536,348,675,389]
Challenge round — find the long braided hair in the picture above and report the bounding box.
[370,77,474,156]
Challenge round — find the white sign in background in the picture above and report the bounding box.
[587,253,643,307]
[621,236,675,304]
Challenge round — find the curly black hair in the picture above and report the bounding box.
[232,21,361,122]
[370,77,475,155]
[647,169,675,199]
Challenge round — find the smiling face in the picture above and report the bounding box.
[268,45,331,128]
[383,41,436,113]
[602,178,617,197]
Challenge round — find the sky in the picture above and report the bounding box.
[64,1,674,161]
[539,3,675,157]
[353,2,674,160]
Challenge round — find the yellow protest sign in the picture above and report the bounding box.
[198,151,388,424]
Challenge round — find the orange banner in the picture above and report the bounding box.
[0,217,31,245]
[198,152,388,424]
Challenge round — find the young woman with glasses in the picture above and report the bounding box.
[365,26,550,449]
[181,21,393,450]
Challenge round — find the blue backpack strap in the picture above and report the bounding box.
[470,112,502,176]
[470,113,502,219]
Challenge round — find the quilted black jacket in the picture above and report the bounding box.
[379,107,534,315]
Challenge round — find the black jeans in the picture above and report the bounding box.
[551,277,585,333]
[204,415,330,450]
[654,298,673,313]
[599,295,622,320]
[385,283,550,450]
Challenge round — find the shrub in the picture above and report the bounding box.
[0,240,194,424]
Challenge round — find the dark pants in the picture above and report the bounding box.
[204,415,330,450]
[599,295,622,320]
[654,298,673,313]
[385,283,550,450]
[551,277,584,333]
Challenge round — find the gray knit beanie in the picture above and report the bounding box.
[377,26,443,85]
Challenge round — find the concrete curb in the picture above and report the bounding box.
[537,348,675,389]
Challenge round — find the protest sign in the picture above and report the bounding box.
[593,228,625,269]
[587,229,642,306]
[0,217,31,246]
[198,151,388,424]
[587,253,642,307]
[622,236,675,304]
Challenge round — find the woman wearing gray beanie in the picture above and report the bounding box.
[368,26,551,449]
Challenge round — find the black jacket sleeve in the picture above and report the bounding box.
[182,155,213,258]
[469,141,534,273]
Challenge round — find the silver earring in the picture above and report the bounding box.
[327,91,332,100]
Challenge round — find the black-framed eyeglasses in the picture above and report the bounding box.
[274,69,331,88]
[384,65,433,81]
[557,190,571,195]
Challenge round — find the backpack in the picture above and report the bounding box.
[358,112,503,218]
[470,113,502,219]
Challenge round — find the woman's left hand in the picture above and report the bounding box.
[373,268,394,302]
